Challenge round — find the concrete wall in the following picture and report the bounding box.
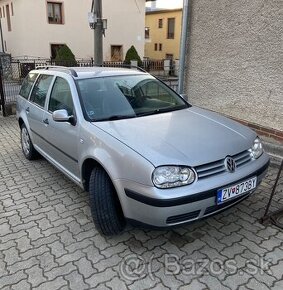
[0,0,146,60]
[185,0,283,131]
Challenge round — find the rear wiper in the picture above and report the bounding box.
[94,114,136,122]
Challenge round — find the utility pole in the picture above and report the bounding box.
[178,0,190,96]
[92,0,103,65]
[0,19,4,53]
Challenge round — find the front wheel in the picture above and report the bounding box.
[89,167,126,235]
[20,124,38,160]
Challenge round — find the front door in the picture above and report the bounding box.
[42,76,80,179]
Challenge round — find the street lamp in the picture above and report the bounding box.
[88,12,97,29]
[88,12,107,34]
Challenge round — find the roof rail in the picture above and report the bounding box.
[99,64,147,73]
[130,65,147,73]
[35,65,78,77]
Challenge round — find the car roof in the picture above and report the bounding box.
[31,66,148,79]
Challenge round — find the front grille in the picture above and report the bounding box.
[166,210,200,224]
[195,150,252,180]
[233,150,253,167]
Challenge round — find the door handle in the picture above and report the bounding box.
[43,118,49,125]
[26,107,30,113]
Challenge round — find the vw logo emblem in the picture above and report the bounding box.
[224,156,236,172]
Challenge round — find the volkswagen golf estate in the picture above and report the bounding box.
[16,66,270,235]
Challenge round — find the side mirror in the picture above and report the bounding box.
[52,109,76,125]
[52,109,70,122]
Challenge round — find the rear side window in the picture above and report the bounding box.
[30,74,54,107]
[19,73,38,99]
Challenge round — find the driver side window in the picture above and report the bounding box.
[48,77,74,116]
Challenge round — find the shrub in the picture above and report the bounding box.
[124,45,142,67]
[54,45,77,67]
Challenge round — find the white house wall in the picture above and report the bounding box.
[103,0,145,61]
[0,0,145,60]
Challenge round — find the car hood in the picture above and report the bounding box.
[93,106,256,167]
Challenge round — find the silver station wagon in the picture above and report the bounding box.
[16,66,270,235]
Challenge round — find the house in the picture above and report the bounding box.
[0,0,149,61]
[184,0,282,135]
[144,8,182,60]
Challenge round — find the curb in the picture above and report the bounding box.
[262,139,283,167]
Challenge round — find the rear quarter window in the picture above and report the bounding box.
[19,73,38,99]
[30,74,54,108]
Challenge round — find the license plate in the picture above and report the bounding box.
[217,177,257,204]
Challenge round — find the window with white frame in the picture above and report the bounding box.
[47,2,63,24]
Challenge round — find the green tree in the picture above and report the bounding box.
[124,45,142,67]
[54,44,77,67]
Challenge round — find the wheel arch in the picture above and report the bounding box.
[18,117,32,141]
[18,116,31,133]
[81,158,115,193]
[18,117,24,128]
[81,157,127,220]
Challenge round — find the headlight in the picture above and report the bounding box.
[250,137,263,159]
[152,166,195,189]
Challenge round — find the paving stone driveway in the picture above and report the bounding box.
[0,115,282,290]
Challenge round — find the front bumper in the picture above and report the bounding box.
[114,153,270,228]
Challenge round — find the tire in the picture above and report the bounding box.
[89,167,126,235]
[20,124,38,160]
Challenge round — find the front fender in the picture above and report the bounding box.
[79,122,155,187]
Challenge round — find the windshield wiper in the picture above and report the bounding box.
[136,105,187,117]
[94,114,136,122]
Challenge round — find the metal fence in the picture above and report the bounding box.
[0,57,179,116]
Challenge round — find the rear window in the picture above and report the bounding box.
[19,73,38,99]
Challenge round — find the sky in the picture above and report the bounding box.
[146,0,183,9]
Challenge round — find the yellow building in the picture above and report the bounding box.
[145,8,182,60]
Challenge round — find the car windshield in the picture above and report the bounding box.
[76,74,188,121]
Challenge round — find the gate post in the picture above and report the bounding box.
[0,66,6,116]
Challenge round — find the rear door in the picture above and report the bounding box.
[42,76,80,179]
[26,74,54,149]
[17,72,38,128]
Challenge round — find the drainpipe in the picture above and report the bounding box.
[178,0,191,96]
